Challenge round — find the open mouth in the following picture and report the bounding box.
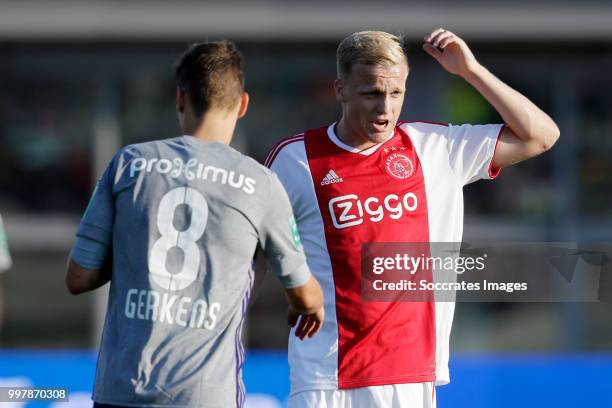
[372,120,389,131]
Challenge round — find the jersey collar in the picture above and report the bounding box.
[327,122,395,156]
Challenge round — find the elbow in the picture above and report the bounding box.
[65,259,88,295]
[65,275,86,295]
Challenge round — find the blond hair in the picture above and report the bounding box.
[336,31,408,79]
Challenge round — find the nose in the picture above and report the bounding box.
[376,95,391,114]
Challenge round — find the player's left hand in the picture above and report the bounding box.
[422,28,480,77]
[288,306,325,340]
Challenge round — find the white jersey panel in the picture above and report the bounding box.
[401,121,502,385]
[270,122,502,391]
[269,140,340,393]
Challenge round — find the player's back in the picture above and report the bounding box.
[92,135,272,407]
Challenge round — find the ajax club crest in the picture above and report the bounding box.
[385,153,414,179]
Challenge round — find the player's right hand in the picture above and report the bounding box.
[422,28,479,78]
[288,306,325,340]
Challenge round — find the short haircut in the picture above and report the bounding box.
[175,41,245,115]
[336,31,409,79]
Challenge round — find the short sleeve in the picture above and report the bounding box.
[446,123,504,186]
[258,173,311,288]
[0,214,12,272]
[71,155,117,267]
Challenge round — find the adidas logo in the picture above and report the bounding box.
[321,169,343,185]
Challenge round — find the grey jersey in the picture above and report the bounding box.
[74,136,310,407]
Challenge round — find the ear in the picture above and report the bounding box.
[176,87,185,113]
[334,79,346,103]
[237,92,249,119]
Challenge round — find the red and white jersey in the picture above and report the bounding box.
[265,121,503,394]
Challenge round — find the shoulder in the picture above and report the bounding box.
[227,144,274,178]
[398,120,450,135]
[264,132,306,168]
[397,121,453,151]
[114,140,165,165]
[264,124,331,168]
[215,145,282,198]
[120,137,182,157]
[107,140,171,175]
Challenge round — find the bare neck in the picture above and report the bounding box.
[335,117,377,150]
[183,110,237,145]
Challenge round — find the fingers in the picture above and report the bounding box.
[293,308,325,340]
[424,28,459,51]
[423,28,475,75]
[308,307,324,338]
[424,28,445,43]
[295,315,317,340]
[422,43,442,60]
[294,315,309,340]
[307,317,323,338]
[303,319,321,339]
[437,33,458,50]
[298,316,314,340]
[287,309,299,327]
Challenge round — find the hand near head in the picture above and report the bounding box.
[422,28,480,77]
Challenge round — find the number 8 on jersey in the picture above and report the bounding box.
[148,187,208,291]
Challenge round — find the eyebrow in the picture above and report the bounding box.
[360,88,384,93]
[359,86,404,93]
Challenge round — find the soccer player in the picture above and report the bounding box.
[65,41,324,408]
[265,29,560,407]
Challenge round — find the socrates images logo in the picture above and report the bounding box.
[385,153,414,180]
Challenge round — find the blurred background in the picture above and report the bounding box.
[0,0,611,407]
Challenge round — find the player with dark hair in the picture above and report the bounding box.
[266,29,559,407]
[66,41,324,408]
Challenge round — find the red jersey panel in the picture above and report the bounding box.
[266,121,503,394]
[304,126,435,388]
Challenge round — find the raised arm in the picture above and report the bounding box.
[423,28,560,170]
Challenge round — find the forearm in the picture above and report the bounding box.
[462,63,559,149]
[95,256,112,288]
[66,257,111,295]
[285,276,324,315]
[84,269,111,292]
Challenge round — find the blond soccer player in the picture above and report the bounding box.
[265,29,559,407]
